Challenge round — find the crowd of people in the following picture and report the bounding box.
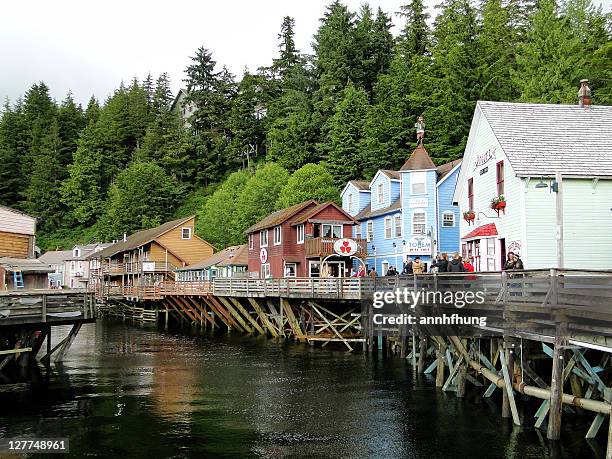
[362,250,524,277]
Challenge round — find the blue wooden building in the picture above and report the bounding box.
[341,146,461,274]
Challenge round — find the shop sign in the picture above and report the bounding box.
[404,237,432,255]
[142,261,155,272]
[259,248,268,264]
[333,238,358,256]
[474,147,496,170]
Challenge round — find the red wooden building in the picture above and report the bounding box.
[245,200,367,278]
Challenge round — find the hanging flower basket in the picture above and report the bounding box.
[463,211,475,225]
[491,195,506,215]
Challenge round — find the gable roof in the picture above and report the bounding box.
[170,88,188,111]
[380,170,401,180]
[0,205,36,221]
[478,101,612,177]
[349,180,370,191]
[38,250,72,265]
[290,201,356,226]
[355,197,402,220]
[92,216,195,259]
[462,223,498,240]
[244,200,317,234]
[400,145,436,171]
[176,245,247,271]
[437,159,462,181]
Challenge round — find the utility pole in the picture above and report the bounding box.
[555,172,564,269]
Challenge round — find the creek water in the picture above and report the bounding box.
[0,321,604,458]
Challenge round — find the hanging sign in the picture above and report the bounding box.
[404,236,432,255]
[333,238,358,256]
[142,261,155,272]
[259,248,268,264]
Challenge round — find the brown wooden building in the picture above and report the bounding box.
[0,257,53,290]
[90,216,214,298]
[245,200,366,278]
[0,206,36,259]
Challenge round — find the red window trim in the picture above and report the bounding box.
[496,161,504,196]
[467,178,474,211]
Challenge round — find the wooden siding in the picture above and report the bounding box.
[437,166,461,255]
[0,207,36,235]
[0,231,32,258]
[155,217,214,265]
[149,241,184,268]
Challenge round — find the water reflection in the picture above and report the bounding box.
[0,321,603,458]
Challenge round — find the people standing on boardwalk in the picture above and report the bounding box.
[368,268,377,279]
[431,253,449,273]
[386,266,398,276]
[448,253,465,272]
[463,257,475,272]
[503,252,524,270]
[413,257,425,274]
[402,257,413,275]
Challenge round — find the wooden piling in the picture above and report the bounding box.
[548,326,566,440]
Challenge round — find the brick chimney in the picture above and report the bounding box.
[578,79,592,107]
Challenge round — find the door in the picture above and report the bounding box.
[499,238,506,270]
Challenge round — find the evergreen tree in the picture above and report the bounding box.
[0,99,28,206]
[85,96,100,125]
[232,163,289,237]
[57,92,85,168]
[276,163,339,208]
[273,16,300,77]
[152,73,174,115]
[322,83,369,187]
[513,0,582,103]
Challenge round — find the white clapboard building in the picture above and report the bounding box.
[453,99,612,271]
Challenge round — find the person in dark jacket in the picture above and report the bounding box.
[448,252,465,272]
[432,253,449,273]
[503,252,524,270]
[402,257,413,275]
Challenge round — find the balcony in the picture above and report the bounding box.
[304,237,368,258]
[99,261,177,275]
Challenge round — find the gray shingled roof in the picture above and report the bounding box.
[39,250,72,265]
[478,101,612,177]
[0,257,54,273]
[355,198,402,220]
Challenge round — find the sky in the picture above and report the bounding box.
[1,0,610,107]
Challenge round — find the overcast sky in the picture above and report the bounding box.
[1,0,610,107]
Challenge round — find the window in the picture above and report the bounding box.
[413,211,426,235]
[366,221,374,242]
[71,261,75,272]
[297,224,305,244]
[73,248,80,258]
[384,217,392,239]
[411,172,426,194]
[487,238,495,255]
[322,224,342,238]
[260,230,268,247]
[249,234,254,250]
[273,225,282,245]
[467,178,474,211]
[181,227,192,240]
[442,211,455,227]
[394,214,402,238]
[381,261,389,276]
[261,263,270,279]
[284,262,297,278]
[377,182,384,204]
[496,161,504,196]
[348,193,354,213]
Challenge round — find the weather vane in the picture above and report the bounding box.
[415,115,425,145]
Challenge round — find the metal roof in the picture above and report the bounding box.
[478,101,612,177]
[244,200,317,234]
[0,257,54,273]
[176,245,247,271]
[38,250,72,265]
[400,145,436,171]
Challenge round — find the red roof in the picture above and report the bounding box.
[462,223,498,240]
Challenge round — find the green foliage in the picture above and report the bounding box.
[99,161,184,238]
[198,170,251,248]
[231,163,290,238]
[276,163,339,208]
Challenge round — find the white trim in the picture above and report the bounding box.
[248,234,254,250]
[393,213,402,238]
[260,229,268,247]
[441,211,455,227]
[348,193,354,213]
[410,171,427,195]
[296,224,305,244]
[377,182,384,204]
[384,216,392,239]
[273,225,282,245]
[412,210,426,235]
[366,220,374,242]
[181,227,192,240]
[436,161,462,187]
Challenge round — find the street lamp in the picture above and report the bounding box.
[534,172,564,268]
[393,242,398,272]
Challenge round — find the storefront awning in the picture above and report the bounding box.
[462,223,498,240]
[283,257,302,264]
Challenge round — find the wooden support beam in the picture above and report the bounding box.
[311,304,352,352]
[547,328,566,440]
[435,349,445,388]
[248,298,279,337]
[417,336,427,373]
[0,347,32,356]
[168,297,198,324]
[173,296,202,324]
[218,297,253,333]
[203,297,232,329]
[230,298,265,335]
[280,298,305,341]
[208,296,243,331]
[185,297,215,326]
[267,300,285,336]
[442,355,464,392]
[54,323,82,362]
[500,347,521,426]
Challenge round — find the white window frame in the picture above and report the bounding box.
[322,224,342,238]
[487,238,496,255]
[381,261,389,275]
[411,171,426,195]
[348,193,354,213]
[261,263,270,279]
[284,262,297,278]
[366,221,374,242]
[181,227,192,240]
[73,248,80,258]
[412,211,426,235]
[297,224,305,244]
[442,211,455,227]
[394,214,402,238]
[273,225,282,245]
[384,217,392,239]
[377,182,384,204]
[260,230,268,247]
[249,233,254,250]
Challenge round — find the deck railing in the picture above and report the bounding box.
[100,261,177,275]
[304,237,368,258]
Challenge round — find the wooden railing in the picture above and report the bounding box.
[0,289,95,325]
[304,237,368,258]
[100,261,177,275]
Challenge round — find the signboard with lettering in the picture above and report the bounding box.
[142,261,155,272]
[259,248,268,264]
[409,198,429,208]
[333,238,358,256]
[474,147,496,170]
[404,237,432,255]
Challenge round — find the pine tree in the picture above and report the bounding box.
[0,99,28,206]
[85,96,100,125]
[273,16,300,77]
[513,0,582,103]
[57,92,86,168]
[152,73,174,115]
[322,83,370,187]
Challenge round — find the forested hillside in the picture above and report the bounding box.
[0,0,609,252]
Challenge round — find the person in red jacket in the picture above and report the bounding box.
[463,257,475,272]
